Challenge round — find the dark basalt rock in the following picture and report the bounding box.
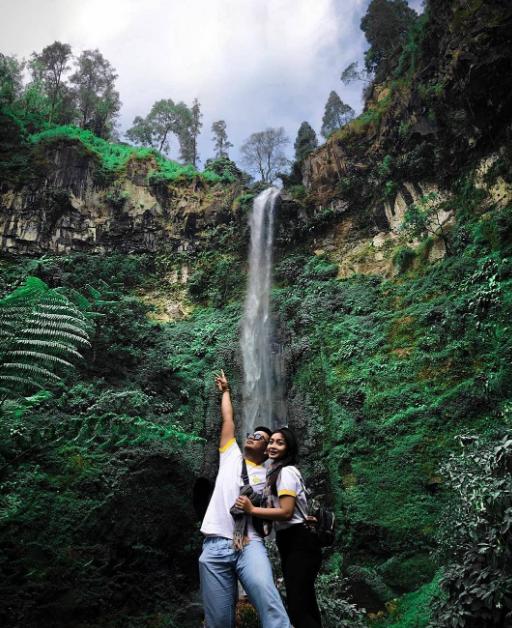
[0,139,242,256]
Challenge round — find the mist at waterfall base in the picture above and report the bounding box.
[240,187,281,439]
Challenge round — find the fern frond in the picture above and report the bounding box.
[11,339,84,359]
[0,374,44,389]
[1,362,61,380]
[5,351,75,368]
[21,328,91,345]
[22,321,90,338]
[0,276,92,400]
[29,309,87,327]
[37,302,88,318]
[27,313,89,328]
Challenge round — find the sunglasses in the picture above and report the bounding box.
[246,432,269,442]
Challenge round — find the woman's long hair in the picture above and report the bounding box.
[266,426,299,495]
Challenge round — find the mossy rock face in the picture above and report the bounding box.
[0,141,242,256]
[379,554,437,593]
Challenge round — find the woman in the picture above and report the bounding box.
[235,427,322,628]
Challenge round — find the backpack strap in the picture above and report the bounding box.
[295,474,310,521]
[241,459,249,486]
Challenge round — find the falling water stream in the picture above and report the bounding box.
[240,187,280,437]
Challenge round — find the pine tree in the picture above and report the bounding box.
[294,122,318,162]
[320,91,354,139]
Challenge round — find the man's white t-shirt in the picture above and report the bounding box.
[200,438,267,541]
[271,465,308,531]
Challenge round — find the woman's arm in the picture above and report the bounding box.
[235,495,295,521]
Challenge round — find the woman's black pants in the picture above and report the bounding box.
[276,523,322,628]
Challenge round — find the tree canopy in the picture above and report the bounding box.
[361,0,417,79]
[126,98,201,162]
[294,121,318,163]
[178,97,202,166]
[29,42,72,124]
[240,127,289,183]
[320,91,354,139]
[0,53,24,106]
[69,48,121,138]
[211,120,233,159]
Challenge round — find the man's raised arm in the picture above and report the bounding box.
[215,369,235,450]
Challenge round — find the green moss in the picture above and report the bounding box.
[379,554,437,592]
[392,246,416,274]
[29,124,234,184]
[376,575,440,627]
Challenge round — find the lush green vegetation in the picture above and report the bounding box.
[0,251,246,626]
[29,125,235,184]
[0,174,500,626]
[269,179,512,625]
[2,1,512,626]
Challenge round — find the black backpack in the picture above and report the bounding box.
[295,476,336,547]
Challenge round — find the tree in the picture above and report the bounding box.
[69,49,120,139]
[399,192,452,254]
[29,41,73,123]
[178,98,202,166]
[211,120,233,158]
[189,97,202,166]
[340,61,373,86]
[294,122,318,163]
[361,0,417,79]
[125,115,154,148]
[149,99,179,154]
[432,433,512,627]
[320,91,354,139]
[126,99,194,160]
[240,127,289,183]
[0,53,24,106]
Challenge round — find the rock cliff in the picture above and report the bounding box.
[0,138,243,255]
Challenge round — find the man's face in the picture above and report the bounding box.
[244,430,270,457]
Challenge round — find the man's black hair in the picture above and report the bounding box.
[254,425,272,439]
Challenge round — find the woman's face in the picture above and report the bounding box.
[267,431,288,461]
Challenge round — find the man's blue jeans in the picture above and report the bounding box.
[199,536,291,628]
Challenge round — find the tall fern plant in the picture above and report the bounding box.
[0,276,91,405]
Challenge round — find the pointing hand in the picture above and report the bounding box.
[215,369,229,393]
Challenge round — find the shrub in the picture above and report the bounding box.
[316,571,366,628]
[393,247,416,274]
[431,432,512,627]
[303,256,338,280]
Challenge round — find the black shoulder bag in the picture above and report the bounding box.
[295,476,336,547]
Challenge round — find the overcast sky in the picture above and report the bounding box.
[0,0,423,167]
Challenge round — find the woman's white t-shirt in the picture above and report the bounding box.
[272,465,309,531]
[200,438,267,541]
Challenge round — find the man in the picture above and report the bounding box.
[199,370,290,628]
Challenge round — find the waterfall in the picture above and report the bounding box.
[241,186,280,437]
